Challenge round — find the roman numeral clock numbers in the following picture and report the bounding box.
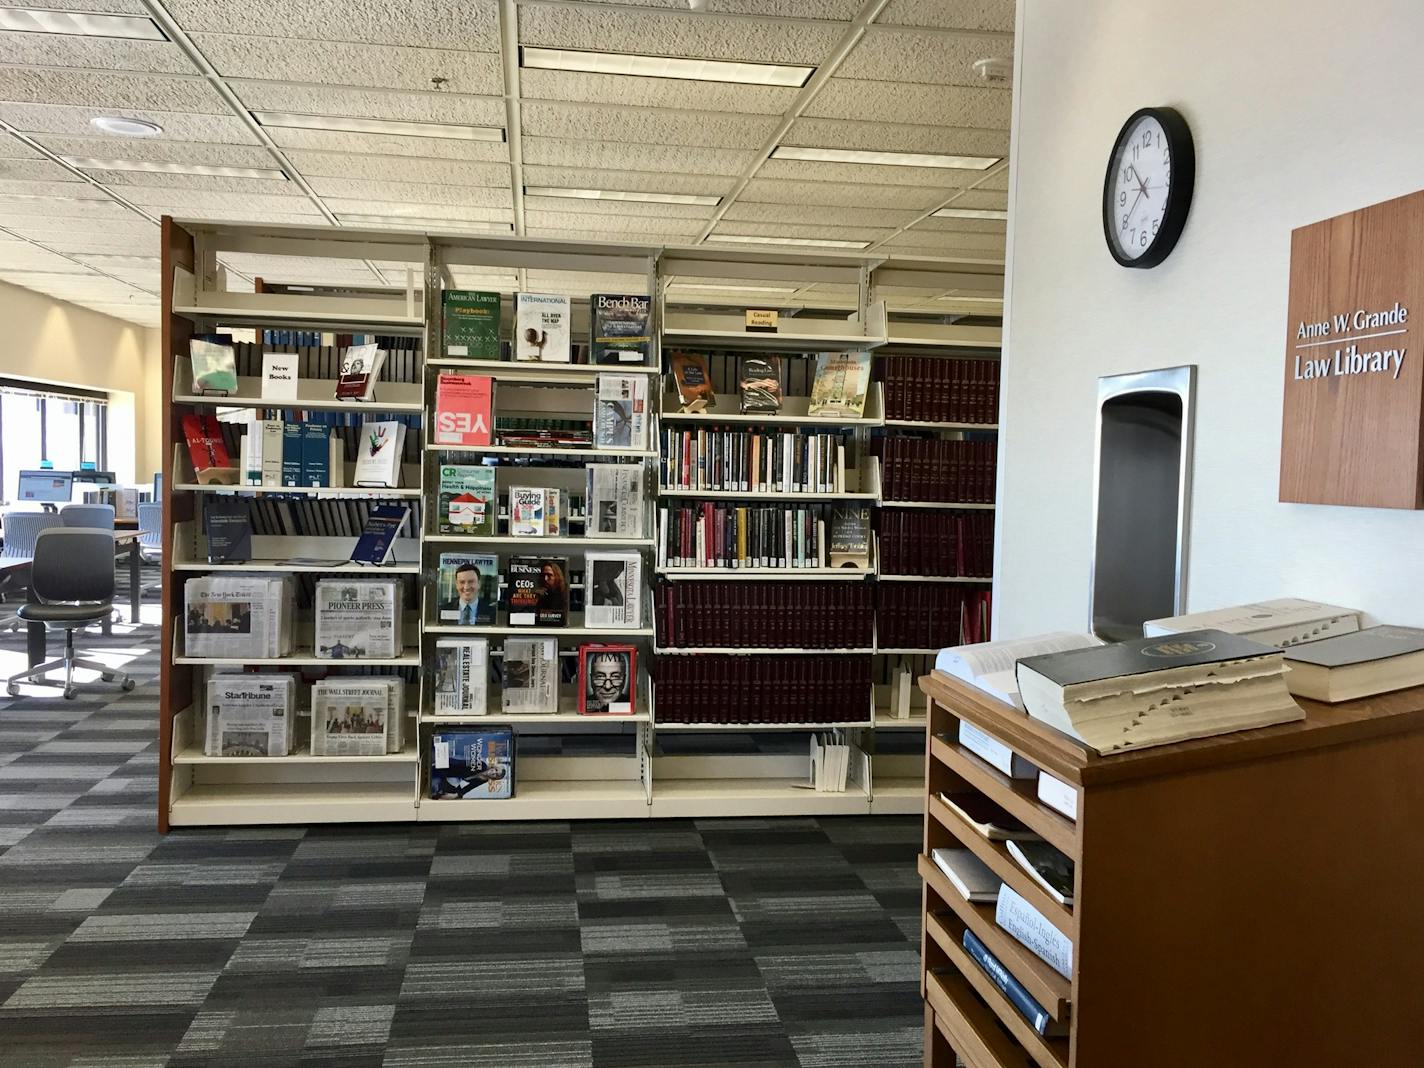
[1101,106,1196,268]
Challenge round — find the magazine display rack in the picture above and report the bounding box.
[157,220,1003,829]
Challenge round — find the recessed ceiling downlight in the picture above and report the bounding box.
[90,116,163,137]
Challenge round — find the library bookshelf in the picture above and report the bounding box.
[917,670,1424,1068]
[157,219,1002,829]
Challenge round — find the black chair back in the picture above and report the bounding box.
[31,528,114,604]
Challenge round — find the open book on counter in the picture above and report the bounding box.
[934,632,1103,709]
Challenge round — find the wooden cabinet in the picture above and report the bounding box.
[918,671,1424,1067]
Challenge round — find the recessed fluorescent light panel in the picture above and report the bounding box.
[252,112,505,142]
[338,215,513,231]
[706,234,870,250]
[520,46,813,87]
[525,186,721,207]
[61,157,288,180]
[0,7,165,39]
[772,146,1000,170]
[90,116,163,137]
[932,207,1009,221]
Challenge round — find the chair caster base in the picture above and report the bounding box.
[6,683,18,697]
[63,687,77,700]
[121,679,135,692]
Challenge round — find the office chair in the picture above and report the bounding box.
[0,512,63,633]
[61,503,115,530]
[137,501,163,597]
[6,528,135,699]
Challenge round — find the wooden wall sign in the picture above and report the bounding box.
[1280,189,1424,508]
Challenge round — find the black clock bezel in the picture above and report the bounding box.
[1101,105,1195,269]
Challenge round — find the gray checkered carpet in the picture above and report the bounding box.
[0,605,925,1068]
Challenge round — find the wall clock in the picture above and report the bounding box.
[1102,106,1195,268]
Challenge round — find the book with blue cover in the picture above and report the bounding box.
[350,504,410,566]
[962,929,1068,1037]
[204,496,251,563]
[430,728,514,799]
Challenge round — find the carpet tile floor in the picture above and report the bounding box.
[0,604,925,1067]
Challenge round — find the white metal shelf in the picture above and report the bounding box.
[868,779,926,815]
[173,745,419,765]
[658,487,878,501]
[655,646,875,656]
[423,623,656,638]
[662,328,884,353]
[423,712,650,725]
[171,266,425,334]
[176,482,421,499]
[656,567,873,581]
[659,385,882,427]
[433,357,658,374]
[418,778,649,821]
[877,574,992,584]
[425,534,653,548]
[648,777,871,817]
[873,712,929,730]
[174,648,423,667]
[654,720,874,731]
[882,418,998,431]
[430,442,656,458]
[172,558,422,575]
[168,782,419,826]
[878,500,995,510]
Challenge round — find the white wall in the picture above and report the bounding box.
[996,0,1424,636]
[0,279,162,484]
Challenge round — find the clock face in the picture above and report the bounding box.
[1102,106,1195,268]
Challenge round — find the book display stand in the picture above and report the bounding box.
[157,219,1003,828]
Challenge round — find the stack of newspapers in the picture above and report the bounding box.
[311,676,406,756]
[313,578,404,660]
[204,673,297,757]
[184,575,295,659]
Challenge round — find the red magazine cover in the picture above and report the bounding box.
[180,413,236,484]
[432,373,493,446]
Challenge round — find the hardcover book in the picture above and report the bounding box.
[300,421,330,487]
[962,930,1067,1037]
[501,637,558,713]
[430,728,514,798]
[594,373,647,449]
[515,292,572,362]
[443,290,501,359]
[509,486,546,537]
[670,351,715,411]
[181,413,236,484]
[828,505,871,569]
[352,420,405,487]
[190,334,237,395]
[204,496,252,563]
[1006,839,1075,905]
[433,638,490,716]
[1281,624,1424,702]
[586,463,644,538]
[809,351,872,419]
[930,846,999,903]
[1143,597,1361,647]
[313,578,402,659]
[350,503,410,566]
[283,422,305,487]
[996,883,1073,980]
[433,373,493,447]
[585,551,642,629]
[436,552,498,625]
[578,643,637,715]
[437,465,496,536]
[335,342,386,401]
[506,556,569,627]
[738,356,783,414]
[204,674,296,757]
[590,293,651,364]
[310,679,391,757]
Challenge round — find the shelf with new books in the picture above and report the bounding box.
[172,356,425,414]
[657,384,885,427]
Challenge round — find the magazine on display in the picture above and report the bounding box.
[594,373,648,449]
[808,351,873,419]
[350,504,411,566]
[442,290,501,359]
[313,578,403,659]
[183,576,294,659]
[190,334,237,395]
[310,679,392,757]
[204,674,296,757]
[502,637,559,713]
[432,372,493,447]
[430,728,514,799]
[509,486,545,537]
[670,351,715,411]
[335,342,386,401]
[437,465,497,536]
[586,463,644,538]
[584,552,642,629]
[515,292,572,362]
[578,643,637,715]
[506,557,569,627]
[436,552,499,625]
[738,356,783,414]
[434,637,490,716]
[590,293,651,364]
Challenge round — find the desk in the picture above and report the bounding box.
[6,531,143,668]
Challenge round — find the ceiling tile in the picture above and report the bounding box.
[0,66,227,113]
[0,178,107,199]
[308,175,510,205]
[519,68,796,117]
[869,244,1004,265]
[517,3,843,64]
[561,0,860,15]
[522,101,777,149]
[721,201,919,228]
[711,220,892,243]
[117,189,324,214]
[0,102,259,143]
[525,226,693,247]
[973,169,1009,191]
[38,231,162,254]
[83,171,307,194]
[523,269,650,294]
[193,34,503,96]
[321,196,513,218]
[940,188,1007,210]
[803,77,1011,129]
[916,216,1007,235]
[877,0,1015,33]
[0,157,85,182]
[522,136,753,177]
[0,244,91,272]
[522,164,734,197]
[163,0,500,50]
[286,151,507,186]
[18,0,150,11]
[230,80,504,126]
[757,156,975,189]
[840,27,1008,86]
[879,230,1006,252]
[788,117,1009,156]
[265,127,509,162]
[740,177,947,210]
[0,198,136,221]
[0,35,194,76]
[0,136,41,159]
[31,135,277,167]
[524,209,703,237]
[520,194,710,219]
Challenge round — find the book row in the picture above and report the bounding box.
[654,580,875,650]
[434,638,640,717]
[204,673,407,757]
[877,585,992,650]
[203,496,421,552]
[659,426,856,494]
[434,463,645,540]
[653,654,873,725]
[876,355,999,424]
[669,351,873,420]
[875,436,997,504]
[431,371,649,451]
[443,290,650,365]
[192,336,418,403]
[657,502,864,571]
[877,509,993,578]
[182,413,420,483]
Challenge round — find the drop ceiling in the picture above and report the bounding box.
[0,0,1012,329]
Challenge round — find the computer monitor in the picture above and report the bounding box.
[17,470,73,504]
[72,470,116,485]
